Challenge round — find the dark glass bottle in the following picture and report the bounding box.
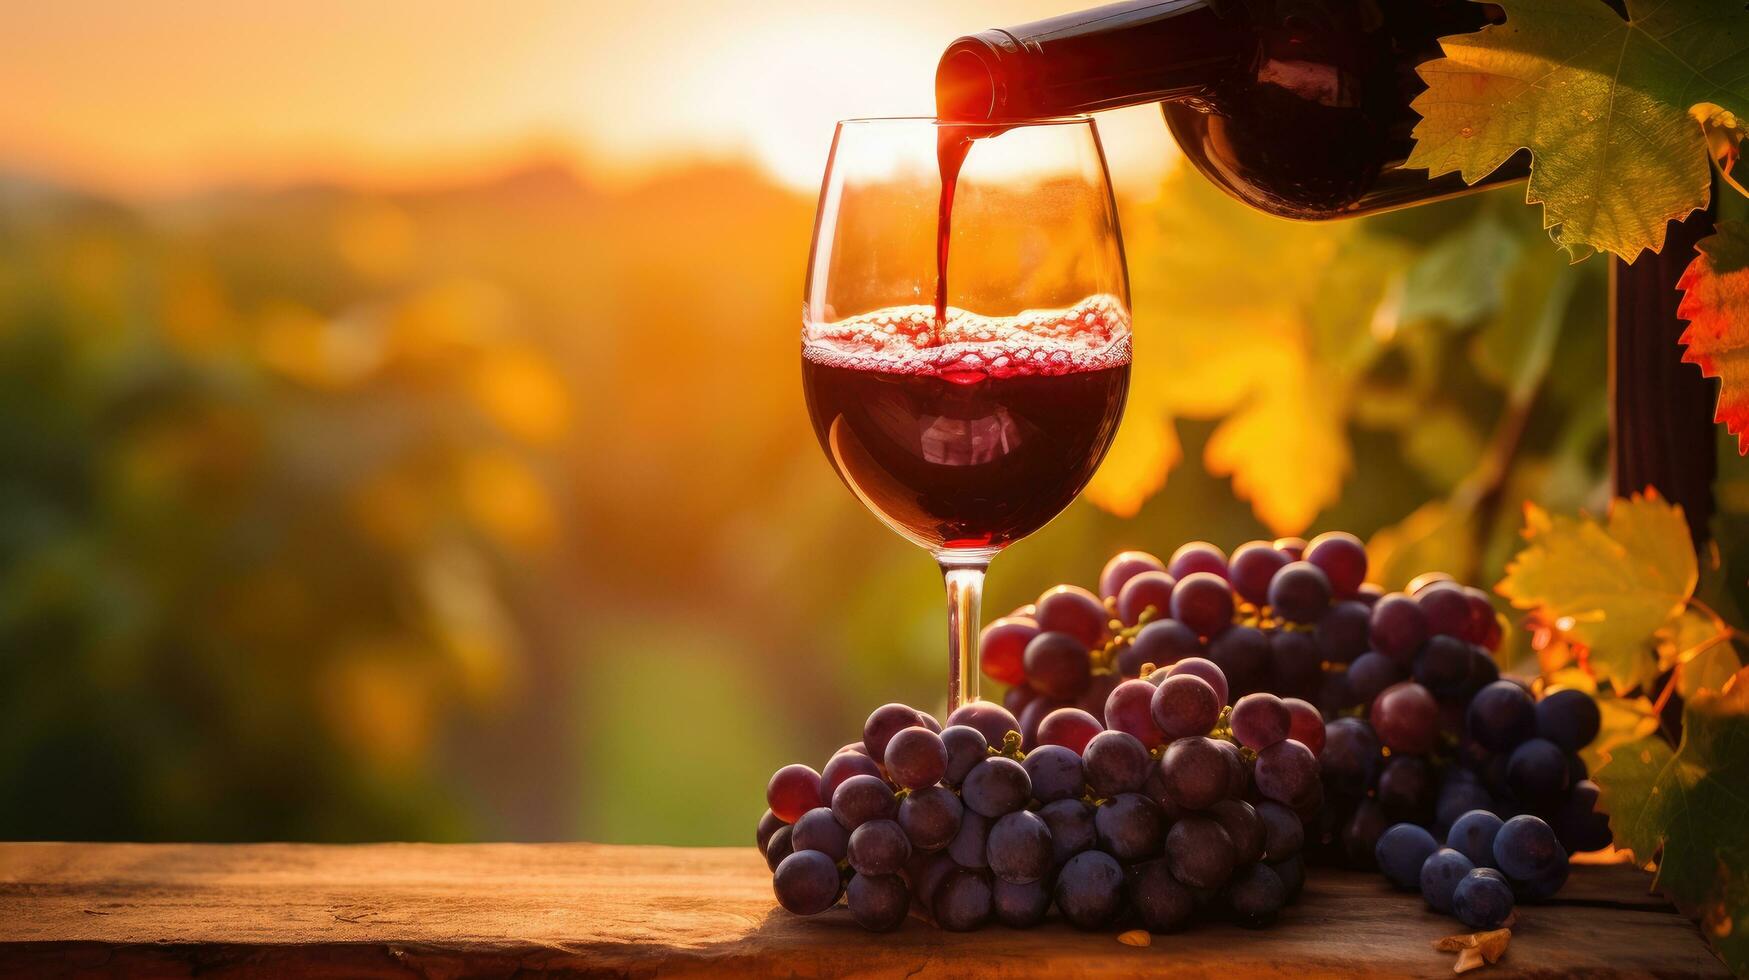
[936,0,1528,220]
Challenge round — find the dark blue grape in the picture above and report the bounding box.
[1376,754,1435,822]
[764,824,793,872]
[962,756,1031,818]
[1375,822,1438,890]
[1515,848,1570,901]
[831,773,897,830]
[898,785,962,852]
[1167,814,1236,889]
[1420,847,1475,913]
[1171,571,1236,638]
[1554,780,1613,853]
[848,818,910,876]
[1225,863,1288,927]
[1024,631,1093,699]
[1254,801,1304,861]
[1083,729,1150,796]
[1271,853,1306,898]
[1447,808,1503,869]
[773,849,842,915]
[1208,624,1270,698]
[1159,735,1232,811]
[1320,717,1382,796]
[793,806,850,861]
[1468,680,1537,752]
[947,810,990,869]
[1536,688,1602,752]
[945,701,1021,750]
[1494,814,1563,883]
[1435,784,1494,844]
[1123,618,1203,675]
[1305,531,1367,596]
[939,724,989,786]
[988,810,1054,884]
[1268,561,1332,623]
[863,703,926,766]
[883,726,948,790]
[1038,797,1097,868]
[1129,858,1195,932]
[992,877,1052,928]
[1229,540,1289,606]
[1452,867,1515,929]
[1413,635,1475,696]
[1506,738,1571,808]
[847,872,909,931]
[1346,651,1404,707]
[1314,600,1372,663]
[1055,850,1125,929]
[756,808,785,853]
[1369,592,1429,664]
[932,867,993,931]
[1021,743,1085,804]
[1465,646,1499,696]
[1095,792,1165,861]
[1209,799,1265,865]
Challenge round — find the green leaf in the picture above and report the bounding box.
[1408,0,1749,261]
[1398,208,1523,328]
[1498,491,1698,692]
[1595,671,1749,974]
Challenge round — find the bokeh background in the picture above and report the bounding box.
[2,1,1745,844]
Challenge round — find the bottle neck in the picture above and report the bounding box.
[936,0,1249,121]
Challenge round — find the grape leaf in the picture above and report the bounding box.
[1085,384,1180,518]
[1595,669,1749,974]
[1398,208,1524,328]
[1407,0,1749,261]
[1677,220,1749,454]
[1497,491,1698,692]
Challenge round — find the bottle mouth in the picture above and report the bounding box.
[937,47,999,120]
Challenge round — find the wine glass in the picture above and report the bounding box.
[801,116,1131,710]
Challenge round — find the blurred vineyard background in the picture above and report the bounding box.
[2,1,1746,846]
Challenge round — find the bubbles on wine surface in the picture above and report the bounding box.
[802,296,1131,378]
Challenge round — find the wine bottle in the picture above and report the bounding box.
[936,0,1529,220]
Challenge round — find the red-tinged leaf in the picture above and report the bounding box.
[1677,220,1749,455]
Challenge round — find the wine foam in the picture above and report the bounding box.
[803,295,1131,378]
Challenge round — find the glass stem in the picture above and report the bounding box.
[938,552,991,711]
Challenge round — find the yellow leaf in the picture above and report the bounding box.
[1086,392,1181,519]
[1204,374,1349,536]
[1366,500,1478,592]
[1498,492,1697,692]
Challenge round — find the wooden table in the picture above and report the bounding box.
[0,843,1727,978]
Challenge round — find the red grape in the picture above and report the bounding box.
[1149,673,1221,740]
[1231,692,1291,750]
[1163,656,1230,704]
[1305,531,1367,596]
[1036,584,1110,649]
[1116,570,1177,626]
[1036,707,1104,754]
[1268,561,1331,623]
[1229,540,1289,606]
[1281,697,1325,755]
[1168,541,1229,581]
[978,616,1038,686]
[863,703,926,764]
[1104,677,1166,748]
[1170,571,1235,637]
[821,751,883,806]
[1023,631,1092,699]
[1099,550,1166,600]
[1370,681,1439,755]
[768,763,824,823]
[946,700,1022,749]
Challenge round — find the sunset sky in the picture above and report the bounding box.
[0,1,1176,197]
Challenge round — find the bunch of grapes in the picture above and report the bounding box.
[757,657,1319,933]
[1378,811,1571,931]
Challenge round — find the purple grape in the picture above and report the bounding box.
[1436,782,1495,839]
[1370,681,1438,755]
[1272,853,1306,898]
[1343,798,1390,868]
[884,726,948,789]
[1228,540,1289,606]
[1254,738,1319,808]
[863,703,926,765]
[847,872,909,931]
[764,824,793,871]
[1268,629,1323,699]
[948,809,990,868]
[1168,541,1229,581]
[939,724,989,786]
[1038,798,1097,868]
[1468,680,1537,752]
[1449,809,1503,868]
[1083,729,1152,796]
[979,615,1039,687]
[1420,848,1474,913]
[1376,754,1435,822]
[962,756,1031,818]
[1375,822,1438,889]
[1268,561,1332,623]
[793,806,850,861]
[1095,792,1165,860]
[1129,858,1195,932]
[1100,549,1167,600]
[1255,801,1304,861]
[820,751,884,806]
[1163,656,1230,704]
[1209,799,1265,865]
[1313,599,1372,663]
[1117,570,1178,627]
[898,785,962,852]
[992,876,1052,927]
[1553,780,1612,853]
[988,809,1054,884]
[848,818,910,876]
[945,701,1021,749]
[756,808,785,853]
[1506,738,1571,809]
[933,867,994,931]
[1171,571,1236,637]
[1023,631,1093,699]
[1167,814,1236,889]
[1231,692,1291,750]
[1123,618,1202,675]
[1418,585,1471,638]
[767,763,823,823]
[1319,716,1381,796]
[1305,531,1367,596]
[1414,634,1478,696]
[1460,587,1496,645]
[1150,673,1222,740]
[1017,696,1068,749]
[773,849,841,915]
[1035,584,1111,649]
[1075,670,1121,718]
[1226,863,1288,927]
[1369,592,1428,664]
[1055,850,1125,928]
[1036,707,1103,754]
[1208,624,1270,698]
[1022,743,1086,803]
[1536,687,1602,752]
[1347,651,1405,707]
[1282,697,1325,754]
[1158,735,1231,810]
[1104,678,1167,748]
[1452,868,1515,929]
[831,773,897,830]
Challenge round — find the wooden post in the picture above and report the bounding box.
[1610,187,1719,545]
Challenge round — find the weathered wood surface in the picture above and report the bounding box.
[0,843,1727,978]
